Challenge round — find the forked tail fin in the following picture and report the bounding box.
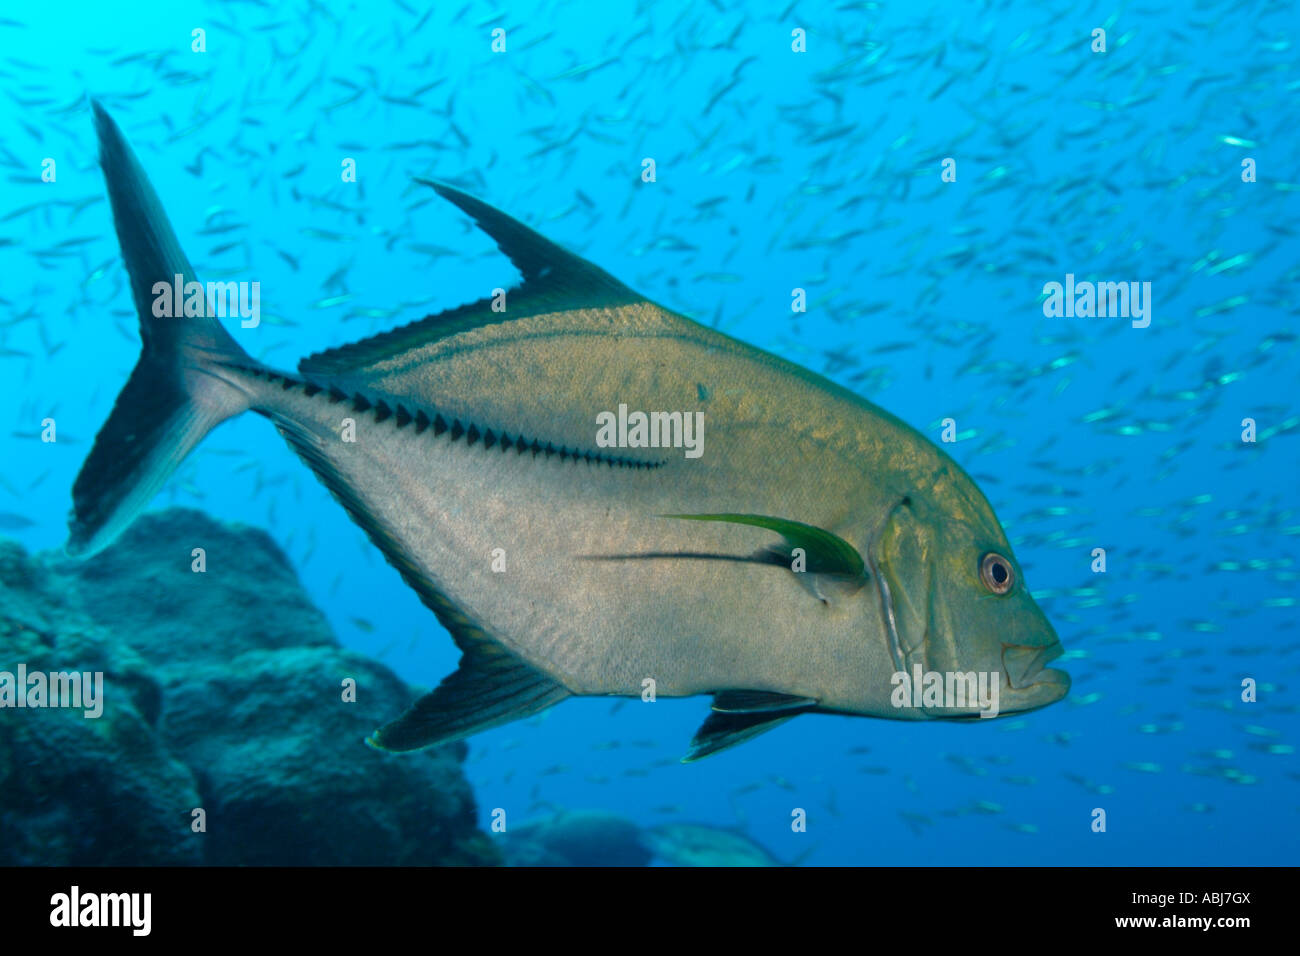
[66,102,256,557]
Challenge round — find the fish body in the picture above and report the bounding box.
[68,103,1068,759]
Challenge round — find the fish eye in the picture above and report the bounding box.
[979,553,1015,595]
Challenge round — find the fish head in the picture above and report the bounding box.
[869,462,1070,719]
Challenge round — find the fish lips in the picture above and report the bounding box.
[1000,641,1071,707]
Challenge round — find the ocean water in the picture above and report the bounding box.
[1,0,1296,867]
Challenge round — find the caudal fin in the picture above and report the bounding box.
[67,102,255,557]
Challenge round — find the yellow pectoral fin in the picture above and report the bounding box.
[663,512,867,582]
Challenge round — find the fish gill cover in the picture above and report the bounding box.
[0,0,1296,869]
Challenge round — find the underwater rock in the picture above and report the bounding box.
[641,822,784,866]
[497,810,787,867]
[0,508,497,866]
[500,809,653,867]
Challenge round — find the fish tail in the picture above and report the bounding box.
[66,102,257,558]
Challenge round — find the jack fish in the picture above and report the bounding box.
[69,104,1069,760]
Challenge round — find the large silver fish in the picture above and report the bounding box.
[69,104,1069,760]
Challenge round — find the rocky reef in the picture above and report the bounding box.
[499,809,653,867]
[0,508,497,866]
[497,809,785,867]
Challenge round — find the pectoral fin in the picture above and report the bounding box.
[663,513,867,602]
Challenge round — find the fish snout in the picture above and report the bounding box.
[998,642,1071,712]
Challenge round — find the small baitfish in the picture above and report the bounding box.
[68,103,1069,760]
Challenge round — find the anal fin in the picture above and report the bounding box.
[368,642,569,751]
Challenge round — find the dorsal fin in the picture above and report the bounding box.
[422,180,628,290]
[298,180,640,377]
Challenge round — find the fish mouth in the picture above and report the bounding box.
[999,642,1071,711]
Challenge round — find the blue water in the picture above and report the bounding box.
[1,0,1296,865]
